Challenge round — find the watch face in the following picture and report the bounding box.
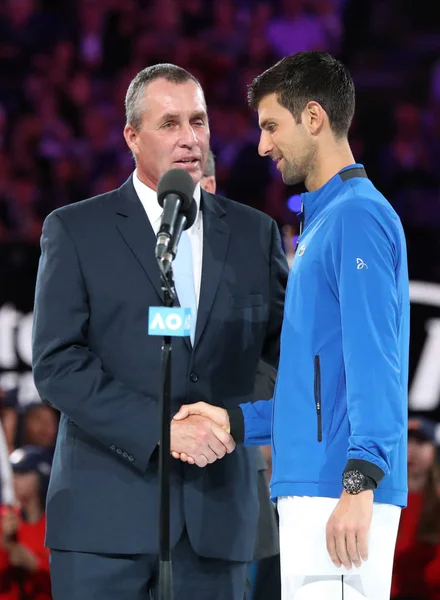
[343,470,364,494]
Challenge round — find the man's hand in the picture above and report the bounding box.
[326,490,373,570]
[170,414,235,467]
[173,402,230,431]
[171,403,231,465]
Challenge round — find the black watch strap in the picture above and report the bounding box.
[343,458,385,488]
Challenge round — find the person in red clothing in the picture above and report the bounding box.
[391,417,440,600]
[0,446,52,600]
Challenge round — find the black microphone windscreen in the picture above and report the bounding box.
[182,199,197,230]
[157,168,195,209]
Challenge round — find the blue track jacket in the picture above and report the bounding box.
[240,165,409,507]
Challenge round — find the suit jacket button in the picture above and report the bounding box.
[128,455,134,462]
[116,448,123,454]
[111,445,116,451]
[189,372,198,383]
[123,451,128,458]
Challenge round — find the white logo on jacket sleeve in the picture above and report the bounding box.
[297,244,306,256]
[356,258,368,270]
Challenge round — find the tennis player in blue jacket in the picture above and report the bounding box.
[174,51,410,600]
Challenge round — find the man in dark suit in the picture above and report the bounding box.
[32,64,288,600]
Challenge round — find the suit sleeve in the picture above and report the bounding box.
[261,219,289,368]
[329,203,407,484]
[228,220,287,446]
[32,212,159,474]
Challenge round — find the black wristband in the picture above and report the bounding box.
[343,459,385,488]
[226,407,245,443]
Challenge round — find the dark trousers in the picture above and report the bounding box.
[50,529,248,600]
[251,554,281,600]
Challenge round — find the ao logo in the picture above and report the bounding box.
[0,304,38,405]
[148,307,192,337]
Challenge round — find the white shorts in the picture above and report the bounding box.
[278,496,401,600]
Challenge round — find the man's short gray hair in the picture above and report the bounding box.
[203,149,216,178]
[125,64,203,131]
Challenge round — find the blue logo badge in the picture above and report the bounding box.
[148,307,192,337]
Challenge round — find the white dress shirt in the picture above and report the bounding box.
[132,170,203,307]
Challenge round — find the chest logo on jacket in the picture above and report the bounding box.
[356,258,368,270]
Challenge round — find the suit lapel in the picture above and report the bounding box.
[110,179,230,351]
[194,191,230,349]
[112,176,163,301]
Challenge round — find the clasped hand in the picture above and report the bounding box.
[170,402,233,467]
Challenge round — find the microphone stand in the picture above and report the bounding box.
[157,259,176,600]
[156,208,193,600]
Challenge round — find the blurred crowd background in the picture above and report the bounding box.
[1,0,440,598]
[1,0,440,258]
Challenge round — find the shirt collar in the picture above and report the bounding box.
[300,163,365,226]
[132,169,201,230]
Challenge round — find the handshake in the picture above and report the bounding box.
[170,402,235,467]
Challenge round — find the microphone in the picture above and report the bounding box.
[155,168,195,263]
[160,199,198,274]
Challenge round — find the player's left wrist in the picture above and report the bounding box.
[343,458,385,490]
[342,469,376,495]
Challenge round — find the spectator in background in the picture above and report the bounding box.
[223,108,273,213]
[200,148,216,193]
[381,102,439,229]
[0,445,52,600]
[266,0,329,58]
[203,0,243,80]
[21,404,57,453]
[2,173,44,243]
[391,418,440,600]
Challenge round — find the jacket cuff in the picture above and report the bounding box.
[227,407,245,444]
[344,459,385,488]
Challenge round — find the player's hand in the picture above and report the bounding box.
[171,403,232,465]
[326,490,373,570]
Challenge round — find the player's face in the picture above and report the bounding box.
[257,93,316,186]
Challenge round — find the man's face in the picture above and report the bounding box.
[124,79,210,190]
[257,93,316,186]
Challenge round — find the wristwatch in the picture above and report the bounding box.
[342,469,376,495]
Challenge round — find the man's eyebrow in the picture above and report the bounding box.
[159,111,207,122]
[159,112,180,122]
[259,119,273,130]
[190,110,208,120]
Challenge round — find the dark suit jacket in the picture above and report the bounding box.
[32,176,288,562]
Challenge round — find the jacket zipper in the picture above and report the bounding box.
[271,377,279,457]
[314,355,322,442]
